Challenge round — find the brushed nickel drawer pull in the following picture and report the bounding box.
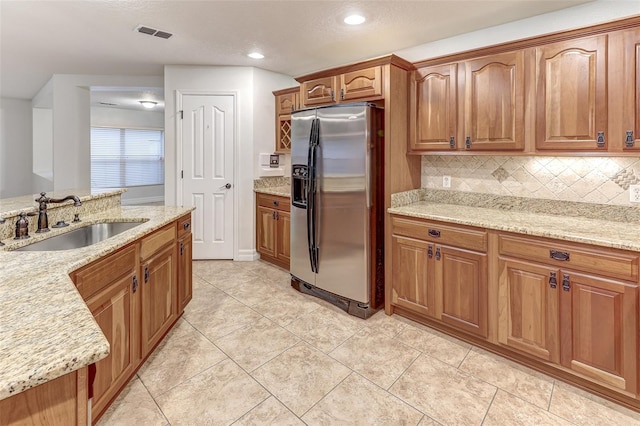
[550,250,570,261]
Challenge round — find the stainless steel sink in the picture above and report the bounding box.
[15,221,146,251]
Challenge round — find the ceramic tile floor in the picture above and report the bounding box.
[98,260,640,426]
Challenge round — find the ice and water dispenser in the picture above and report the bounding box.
[291,165,308,209]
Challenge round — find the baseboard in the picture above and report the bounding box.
[121,196,164,206]
[236,249,259,261]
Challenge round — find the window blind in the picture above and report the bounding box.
[91,127,164,188]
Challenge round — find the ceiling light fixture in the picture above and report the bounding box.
[139,100,157,109]
[344,14,365,25]
[248,52,265,59]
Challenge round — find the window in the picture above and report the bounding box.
[91,127,164,188]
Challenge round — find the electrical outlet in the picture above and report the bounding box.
[630,185,640,203]
[442,175,451,188]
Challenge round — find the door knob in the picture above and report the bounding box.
[220,183,232,190]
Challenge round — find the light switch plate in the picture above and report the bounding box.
[630,185,640,203]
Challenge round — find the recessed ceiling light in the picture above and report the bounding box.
[248,52,265,59]
[344,14,365,25]
[139,100,157,109]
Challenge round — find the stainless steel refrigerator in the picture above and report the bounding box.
[290,103,384,319]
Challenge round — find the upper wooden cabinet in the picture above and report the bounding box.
[410,51,524,152]
[299,66,384,107]
[273,87,300,153]
[610,27,640,151]
[410,64,458,151]
[535,35,608,151]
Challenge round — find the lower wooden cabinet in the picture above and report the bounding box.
[0,367,88,426]
[141,242,177,358]
[389,214,640,407]
[498,234,639,395]
[256,193,290,269]
[390,216,488,338]
[71,244,139,424]
[69,216,191,424]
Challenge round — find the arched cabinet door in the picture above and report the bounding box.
[535,35,608,151]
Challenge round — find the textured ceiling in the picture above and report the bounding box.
[1,0,594,100]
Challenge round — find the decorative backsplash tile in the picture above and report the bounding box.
[422,156,640,207]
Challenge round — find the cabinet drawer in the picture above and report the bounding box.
[257,194,290,212]
[73,244,137,300]
[177,213,192,238]
[498,234,639,282]
[140,224,176,260]
[391,216,487,252]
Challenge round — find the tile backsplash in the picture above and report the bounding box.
[422,156,640,206]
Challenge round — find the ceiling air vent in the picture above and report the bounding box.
[135,25,173,39]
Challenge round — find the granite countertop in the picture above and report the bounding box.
[0,204,193,400]
[388,201,640,253]
[254,186,290,198]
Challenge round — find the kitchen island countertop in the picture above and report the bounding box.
[0,203,193,400]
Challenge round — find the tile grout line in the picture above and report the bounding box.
[135,374,174,426]
[479,386,499,425]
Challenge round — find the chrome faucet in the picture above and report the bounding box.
[35,192,82,233]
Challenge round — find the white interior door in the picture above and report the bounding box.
[181,94,235,259]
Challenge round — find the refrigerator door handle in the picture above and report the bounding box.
[306,118,320,273]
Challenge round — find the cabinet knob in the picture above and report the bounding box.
[183,222,190,230]
[273,200,279,206]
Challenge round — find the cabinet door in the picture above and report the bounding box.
[301,76,338,106]
[497,258,560,363]
[340,66,383,102]
[463,51,525,150]
[141,244,177,357]
[276,210,290,266]
[256,206,276,258]
[536,35,608,150]
[438,245,488,337]
[178,232,193,313]
[410,64,458,151]
[560,271,638,394]
[276,91,299,115]
[85,271,136,423]
[617,28,640,151]
[391,235,435,317]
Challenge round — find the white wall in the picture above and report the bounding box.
[0,98,33,198]
[395,0,640,62]
[91,106,165,205]
[252,68,297,178]
[164,65,296,260]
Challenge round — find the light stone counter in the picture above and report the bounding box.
[388,201,640,253]
[254,186,290,198]
[0,203,194,400]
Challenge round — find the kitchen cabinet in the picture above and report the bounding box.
[498,233,638,394]
[273,86,300,153]
[177,213,193,313]
[299,66,383,107]
[390,215,488,338]
[611,27,640,151]
[140,224,178,358]
[410,51,524,151]
[71,244,139,424]
[0,367,88,426]
[256,193,290,269]
[535,35,608,151]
